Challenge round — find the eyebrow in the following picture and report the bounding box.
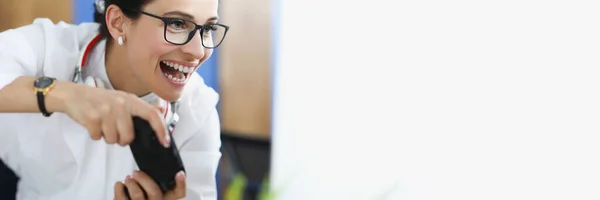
[163,11,219,22]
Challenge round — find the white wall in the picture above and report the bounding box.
[270,0,600,200]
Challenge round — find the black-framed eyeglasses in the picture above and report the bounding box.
[123,8,229,49]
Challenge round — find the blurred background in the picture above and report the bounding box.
[0,0,272,199]
[5,1,600,200]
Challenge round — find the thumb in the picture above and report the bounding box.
[166,171,187,199]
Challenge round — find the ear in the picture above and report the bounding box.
[105,5,129,42]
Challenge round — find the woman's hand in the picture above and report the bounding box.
[114,170,187,200]
[60,85,170,147]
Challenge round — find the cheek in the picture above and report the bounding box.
[127,47,172,80]
[133,25,170,61]
[201,49,214,62]
[132,40,172,66]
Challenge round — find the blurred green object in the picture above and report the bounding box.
[224,172,275,200]
[219,132,272,200]
[224,173,247,200]
[257,174,274,200]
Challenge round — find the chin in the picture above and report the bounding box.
[154,89,184,102]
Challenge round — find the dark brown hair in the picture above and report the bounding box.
[93,0,153,38]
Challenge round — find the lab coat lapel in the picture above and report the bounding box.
[60,114,89,169]
[59,114,109,199]
[53,32,105,174]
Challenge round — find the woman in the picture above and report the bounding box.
[0,0,228,199]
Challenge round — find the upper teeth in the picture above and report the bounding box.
[162,61,194,73]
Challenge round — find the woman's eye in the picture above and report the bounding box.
[203,25,217,31]
[168,20,186,30]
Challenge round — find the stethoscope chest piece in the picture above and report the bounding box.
[168,101,180,134]
[72,68,83,83]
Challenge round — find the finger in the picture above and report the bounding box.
[166,171,186,199]
[131,102,169,147]
[146,106,169,148]
[113,181,128,200]
[84,113,103,140]
[102,118,119,144]
[131,171,163,200]
[124,175,145,200]
[154,105,166,113]
[116,113,135,146]
[86,125,103,140]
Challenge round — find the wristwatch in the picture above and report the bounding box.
[33,76,56,117]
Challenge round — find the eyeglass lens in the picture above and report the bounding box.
[164,19,227,48]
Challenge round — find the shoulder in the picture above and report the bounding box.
[179,72,220,123]
[1,18,99,49]
[0,18,101,80]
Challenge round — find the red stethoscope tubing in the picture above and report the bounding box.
[72,34,102,83]
[81,34,104,68]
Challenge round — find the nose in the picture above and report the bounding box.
[180,30,206,59]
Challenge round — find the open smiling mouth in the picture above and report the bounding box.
[159,61,195,83]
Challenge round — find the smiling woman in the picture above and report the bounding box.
[94,0,227,101]
[0,0,228,199]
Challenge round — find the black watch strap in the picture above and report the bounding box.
[36,91,52,117]
[34,76,56,117]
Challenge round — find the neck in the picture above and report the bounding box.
[104,40,151,97]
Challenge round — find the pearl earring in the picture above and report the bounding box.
[117,36,124,46]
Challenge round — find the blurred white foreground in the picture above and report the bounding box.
[270,0,600,200]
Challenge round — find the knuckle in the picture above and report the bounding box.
[99,104,112,115]
[131,193,144,200]
[87,111,102,123]
[127,93,139,100]
[104,134,116,143]
[119,134,134,146]
[149,107,162,118]
[147,112,159,121]
[89,132,102,140]
[105,138,117,144]
[83,113,102,140]
[113,96,126,107]
[147,191,161,198]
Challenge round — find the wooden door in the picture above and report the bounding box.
[0,0,71,32]
[218,0,272,139]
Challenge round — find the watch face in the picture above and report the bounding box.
[34,77,55,88]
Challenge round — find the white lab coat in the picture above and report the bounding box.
[0,18,221,200]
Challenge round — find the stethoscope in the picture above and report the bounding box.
[72,34,102,84]
[74,34,180,133]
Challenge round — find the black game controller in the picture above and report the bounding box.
[124,116,185,198]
